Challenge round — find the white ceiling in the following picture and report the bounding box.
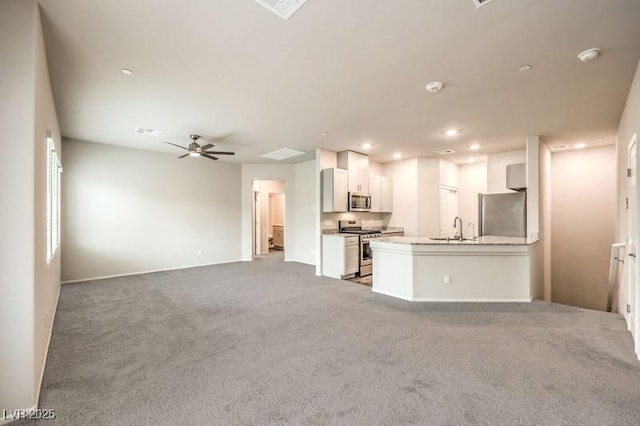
[39,0,640,164]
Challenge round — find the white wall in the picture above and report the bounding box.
[369,160,382,177]
[458,161,488,237]
[616,60,640,349]
[62,140,242,281]
[416,158,440,237]
[551,146,616,311]
[540,142,552,301]
[0,0,61,412]
[526,136,540,238]
[33,4,63,402]
[487,149,526,193]
[383,158,419,236]
[293,160,317,265]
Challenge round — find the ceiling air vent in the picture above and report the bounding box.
[252,0,310,20]
[135,128,162,136]
[471,0,496,8]
[437,149,456,155]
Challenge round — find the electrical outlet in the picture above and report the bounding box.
[444,275,451,284]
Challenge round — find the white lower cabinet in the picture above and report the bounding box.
[322,235,359,279]
[272,225,284,249]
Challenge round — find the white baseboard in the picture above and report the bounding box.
[285,258,315,266]
[61,259,240,284]
[372,288,414,301]
[412,297,533,303]
[372,288,532,303]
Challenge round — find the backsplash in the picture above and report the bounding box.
[321,212,389,232]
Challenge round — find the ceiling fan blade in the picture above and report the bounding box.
[164,142,188,150]
[204,151,235,155]
[200,143,214,150]
[202,153,219,161]
[178,153,189,159]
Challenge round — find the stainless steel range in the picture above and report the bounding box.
[338,220,383,277]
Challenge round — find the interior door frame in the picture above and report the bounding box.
[629,133,640,358]
[253,189,260,258]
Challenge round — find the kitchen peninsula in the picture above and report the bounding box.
[370,236,543,302]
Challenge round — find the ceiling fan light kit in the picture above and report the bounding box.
[164,134,235,161]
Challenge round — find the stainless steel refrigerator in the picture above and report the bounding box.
[478,192,526,237]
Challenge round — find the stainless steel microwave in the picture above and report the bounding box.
[348,192,371,212]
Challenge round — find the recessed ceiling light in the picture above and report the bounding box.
[445,129,459,137]
[518,65,532,72]
[551,144,568,151]
[425,81,445,94]
[577,48,600,63]
[575,143,587,149]
[120,68,133,75]
[321,132,328,136]
[362,143,372,150]
[470,143,481,150]
[597,138,605,142]
[393,153,402,160]
[437,149,456,155]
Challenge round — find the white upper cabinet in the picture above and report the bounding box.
[369,175,381,212]
[380,176,393,213]
[369,175,393,213]
[321,168,348,212]
[337,150,369,194]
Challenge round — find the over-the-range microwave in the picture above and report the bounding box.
[348,192,371,212]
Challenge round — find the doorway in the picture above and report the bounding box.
[252,180,285,258]
[627,133,638,352]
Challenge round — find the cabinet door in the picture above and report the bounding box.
[359,153,369,193]
[381,177,393,212]
[322,168,348,212]
[369,176,382,212]
[345,243,359,274]
[273,227,284,248]
[334,169,348,211]
[338,151,370,193]
[346,152,361,193]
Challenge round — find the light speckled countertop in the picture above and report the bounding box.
[372,235,539,246]
[321,227,404,235]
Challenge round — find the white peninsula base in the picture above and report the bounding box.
[371,237,543,302]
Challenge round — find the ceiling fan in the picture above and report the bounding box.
[164,134,235,161]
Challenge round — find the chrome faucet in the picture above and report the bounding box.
[453,216,463,241]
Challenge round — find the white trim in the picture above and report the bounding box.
[61,260,240,284]
[372,288,531,303]
[285,258,315,266]
[412,297,533,303]
[372,288,414,301]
